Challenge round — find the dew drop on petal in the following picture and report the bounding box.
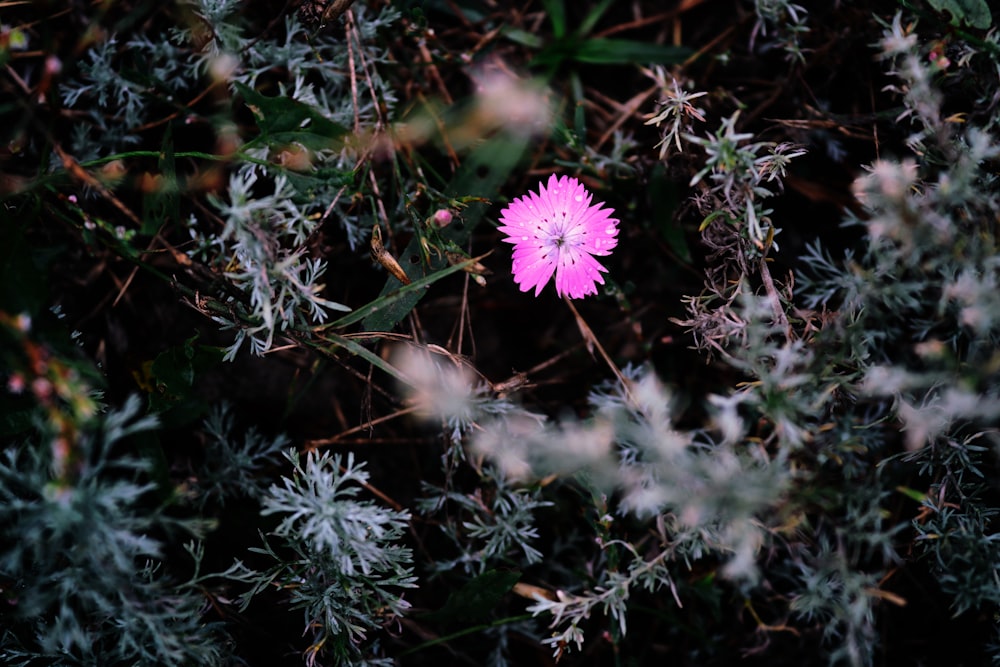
[501,175,618,299]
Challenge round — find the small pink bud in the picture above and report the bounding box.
[7,373,25,394]
[31,377,52,400]
[432,209,453,228]
[45,55,62,75]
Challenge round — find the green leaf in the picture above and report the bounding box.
[314,331,413,388]
[421,569,522,627]
[233,81,350,151]
[501,26,545,48]
[569,38,690,65]
[576,0,614,37]
[533,37,690,69]
[145,335,224,424]
[361,131,532,332]
[896,486,929,503]
[572,72,587,141]
[926,0,991,28]
[283,166,354,203]
[530,38,578,68]
[142,124,180,234]
[541,0,566,39]
[328,253,491,330]
[650,164,690,263]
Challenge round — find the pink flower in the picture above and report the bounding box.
[497,174,619,299]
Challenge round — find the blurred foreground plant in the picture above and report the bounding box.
[0,312,222,665]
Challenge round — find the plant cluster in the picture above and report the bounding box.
[2,1,1000,666]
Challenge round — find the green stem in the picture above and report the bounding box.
[395,613,536,657]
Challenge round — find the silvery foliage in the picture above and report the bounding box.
[750,0,810,63]
[60,0,402,360]
[0,397,227,665]
[685,111,806,250]
[400,349,789,658]
[797,11,1000,635]
[417,465,553,576]
[191,2,400,359]
[234,449,417,665]
[188,402,289,508]
[397,346,553,575]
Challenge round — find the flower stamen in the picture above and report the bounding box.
[497,175,620,299]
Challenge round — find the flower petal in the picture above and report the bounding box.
[497,174,619,299]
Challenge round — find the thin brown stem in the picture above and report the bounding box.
[563,296,633,400]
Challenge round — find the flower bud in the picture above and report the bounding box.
[431,209,453,228]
